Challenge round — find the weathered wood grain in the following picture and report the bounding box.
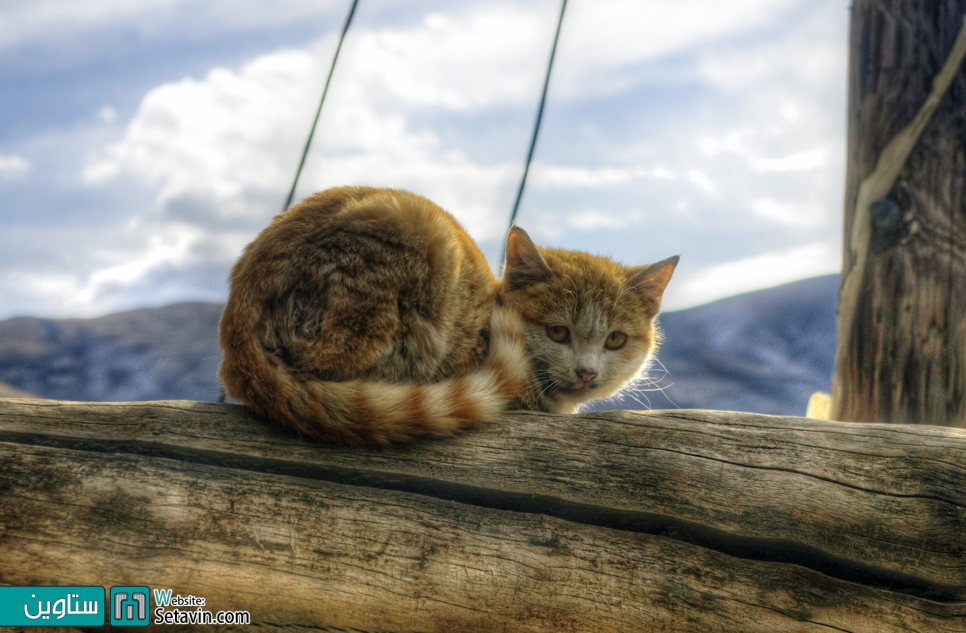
[1,398,965,631]
[834,0,966,424]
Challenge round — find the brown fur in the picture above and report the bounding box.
[219,186,677,444]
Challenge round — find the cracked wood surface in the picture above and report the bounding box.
[1,398,965,632]
[834,0,966,424]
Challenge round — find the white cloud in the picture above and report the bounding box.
[80,224,200,296]
[0,0,183,50]
[749,148,826,172]
[566,210,627,230]
[698,131,828,172]
[0,154,31,179]
[781,101,801,122]
[750,198,827,227]
[553,0,795,96]
[530,165,650,188]
[0,0,341,52]
[697,31,844,92]
[97,106,117,123]
[0,222,232,319]
[83,47,324,220]
[688,169,717,195]
[81,6,565,240]
[350,6,552,110]
[0,0,850,319]
[666,240,840,310]
[80,0,810,231]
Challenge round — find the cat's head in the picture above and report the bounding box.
[499,226,678,413]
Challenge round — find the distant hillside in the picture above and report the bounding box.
[0,380,34,398]
[0,274,839,416]
[591,274,839,416]
[0,303,223,402]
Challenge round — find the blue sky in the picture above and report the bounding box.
[0,0,848,320]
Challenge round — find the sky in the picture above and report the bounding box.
[0,0,848,320]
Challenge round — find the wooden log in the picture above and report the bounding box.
[1,398,964,632]
[833,0,966,424]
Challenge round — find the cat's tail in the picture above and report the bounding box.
[219,306,530,445]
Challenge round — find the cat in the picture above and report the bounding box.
[218,186,678,444]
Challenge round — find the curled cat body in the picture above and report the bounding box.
[218,186,678,445]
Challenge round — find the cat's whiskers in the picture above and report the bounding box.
[650,356,672,379]
[587,381,651,411]
[635,376,674,392]
[625,369,680,409]
[529,375,559,402]
[626,389,653,410]
[513,370,544,401]
[517,382,553,410]
[518,366,564,407]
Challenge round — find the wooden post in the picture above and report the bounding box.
[1,399,965,631]
[832,1,966,425]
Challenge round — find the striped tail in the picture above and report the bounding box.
[219,306,530,445]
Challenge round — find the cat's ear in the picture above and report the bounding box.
[503,226,553,289]
[625,256,679,314]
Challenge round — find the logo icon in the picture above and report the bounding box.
[110,587,150,627]
[0,587,104,627]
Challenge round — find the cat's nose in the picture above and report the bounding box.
[576,368,598,384]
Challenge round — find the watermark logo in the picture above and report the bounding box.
[0,586,104,627]
[1,585,250,626]
[153,588,173,607]
[150,589,250,626]
[110,586,150,627]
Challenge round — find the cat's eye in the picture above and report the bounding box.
[546,325,570,344]
[604,331,627,350]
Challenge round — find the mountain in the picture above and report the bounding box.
[0,274,839,416]
[0,303,224,402]
[0,380,35,398]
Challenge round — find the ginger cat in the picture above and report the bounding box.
[219,186,678,444]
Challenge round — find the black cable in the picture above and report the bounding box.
[282,0,361,212]
[502,0,568,263]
